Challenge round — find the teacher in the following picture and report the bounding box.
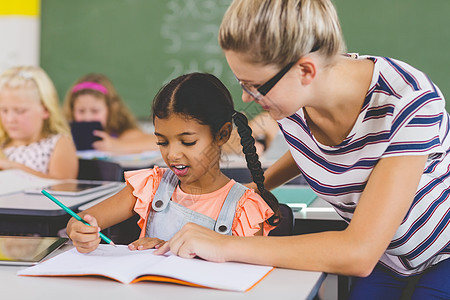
[155,0,450,298]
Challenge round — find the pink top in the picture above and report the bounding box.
[125,166,275,237]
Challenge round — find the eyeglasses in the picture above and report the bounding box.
[236,61,295,101]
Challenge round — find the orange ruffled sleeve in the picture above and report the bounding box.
[232,188,275,236]
[124,166,165,238]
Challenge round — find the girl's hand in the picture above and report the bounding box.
[128,237,166,251]
[67,214,101,253]
[153,223,230,262]
[92,130,118,152]
[0,158,19,170]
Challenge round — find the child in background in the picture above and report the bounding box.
[67,73,280,253]
[0,66,78,179]
[63,73,157,154]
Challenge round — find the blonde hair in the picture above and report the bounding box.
[219,0,346,67]
[0,66,70,145]
[63,73,138,135]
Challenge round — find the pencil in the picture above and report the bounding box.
[41,189,116,246]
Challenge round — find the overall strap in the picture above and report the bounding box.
[215,182,248,235]
[152,169,179,211]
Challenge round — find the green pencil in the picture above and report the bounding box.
[41,189,116,246]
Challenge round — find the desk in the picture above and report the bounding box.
[296,197,349,300]
[294,196,348,234]
[77,150,162,170]
[0,184,124,236]
[1,245,326,300]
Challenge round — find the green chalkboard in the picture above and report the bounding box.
[40,0,450,119]
[336,0,450,109]
[40,0,258,119]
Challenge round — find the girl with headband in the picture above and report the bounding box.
[64,73,157,154]
[0,66,78,179]
[155,0,450,299]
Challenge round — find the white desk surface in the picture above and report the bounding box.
[295,197,343,221]
[1,245,326,300]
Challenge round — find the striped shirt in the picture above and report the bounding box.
[278,55,450,276]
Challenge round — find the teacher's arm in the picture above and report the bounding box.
[156,154,427,277]
[262,151,301,190]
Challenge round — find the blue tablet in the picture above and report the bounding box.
[70,121,104,150]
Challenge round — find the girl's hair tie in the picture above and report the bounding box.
[72,81,108,95]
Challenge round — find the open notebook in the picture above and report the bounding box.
[18,245,273,292]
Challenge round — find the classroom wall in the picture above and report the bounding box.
[0,0,40,72]
[40,0,450,119]
[337,0,450,109]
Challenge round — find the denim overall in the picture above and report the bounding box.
[145,170,247,241]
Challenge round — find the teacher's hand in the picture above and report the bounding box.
[153,223,231,262]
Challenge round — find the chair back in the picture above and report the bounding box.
[269,203,294,236]
[77,159,124,182]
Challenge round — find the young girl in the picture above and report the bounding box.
[63,73,157,154]
[67,73,280,253]
[155,0,450,299]
[0,66,78,179]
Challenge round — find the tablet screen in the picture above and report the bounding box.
[0,236,68,266]
[47,182,107,193]
[70,121,103,150]
[25,180,120,196]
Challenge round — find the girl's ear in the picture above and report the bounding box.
[41,105,50,120]
[216,122,233,146]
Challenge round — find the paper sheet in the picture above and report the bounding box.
[0,169,59,196]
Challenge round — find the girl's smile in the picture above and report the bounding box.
[154,114,229,194]
[171,164,189,177]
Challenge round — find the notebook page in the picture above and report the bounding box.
[18,245,166,284]
[0,169,59,196]
[141,253,273,292]
[18,244,273,291]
